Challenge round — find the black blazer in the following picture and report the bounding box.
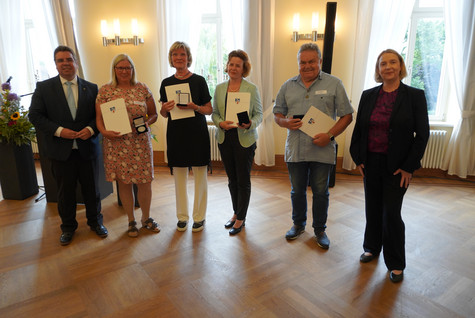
[350,83,429,174]
[29,75,99,161]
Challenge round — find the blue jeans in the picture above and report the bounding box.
[287,162,331,233]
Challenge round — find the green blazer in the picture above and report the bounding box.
[211,79,263,147]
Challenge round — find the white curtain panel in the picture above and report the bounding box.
[441,0,475,178]
[244,0,275,166]
[0,1,28,94]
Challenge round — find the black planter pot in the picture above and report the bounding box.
[0,142,39,200]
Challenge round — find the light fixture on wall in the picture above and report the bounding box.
[101,19,144,47]
[291,12,324,42]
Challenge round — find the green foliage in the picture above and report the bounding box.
[410,18,445,115]
[0,82,36,146]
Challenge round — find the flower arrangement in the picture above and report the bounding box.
[0,80,36,146]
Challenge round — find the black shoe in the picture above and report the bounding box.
[177,221,188,232]
[91,225,108,238]
[390,271,404,283]
[285,225,305,240]
[192,220,205,232]
[60,232,74,245]
[224,219,236,229]
[315,231,330,249]
[360,253,376,263]
[229,220,245,235]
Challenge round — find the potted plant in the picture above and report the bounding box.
[0,79,38,200]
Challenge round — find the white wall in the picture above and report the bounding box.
[73,0,359,157]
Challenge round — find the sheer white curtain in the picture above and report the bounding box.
[243,0,275,166]
[441,0,475,178]
[342,0,415,170]
[0,1,28,95]
[221,0,244,50]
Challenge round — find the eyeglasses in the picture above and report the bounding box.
[115,67,133,71]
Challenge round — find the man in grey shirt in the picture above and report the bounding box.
[273,43,353,249]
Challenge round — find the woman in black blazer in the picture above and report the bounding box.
[350,49,429,283]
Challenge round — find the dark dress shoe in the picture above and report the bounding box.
[285,225,305,240]
[360,253,376,263]
[60,232,74,245]
[389,271,404,283]
[229,221,245,235]
[224,219,236,228]
[91,225,108,238]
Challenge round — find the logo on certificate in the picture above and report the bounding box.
[308,118,315,124]
[109,106,116,113]
[234,98,240,104]
[175,89,182,94]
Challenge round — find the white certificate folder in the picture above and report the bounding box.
[100,98,132,135]
[226,92,251,127]
[299,106,335,138]
[164,83,196,120]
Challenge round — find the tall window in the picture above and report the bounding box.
[193,0,241,98]
[402,0,445,120]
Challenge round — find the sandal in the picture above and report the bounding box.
[128,220,139,237]
[142,217,161,233]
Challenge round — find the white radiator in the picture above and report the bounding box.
[421,130,447,169]
[208,125,221,161]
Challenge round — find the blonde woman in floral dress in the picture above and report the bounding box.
[96,54,159,237]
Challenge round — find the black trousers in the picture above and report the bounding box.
[51,150,102,232]
[363,152,407,271]
[218,129,256,221]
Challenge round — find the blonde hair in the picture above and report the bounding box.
[225,49,251,78]
[168,41,193,68]
[110,54,137,87]
[374,49,407,83]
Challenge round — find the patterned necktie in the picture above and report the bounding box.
[65,81,76,120]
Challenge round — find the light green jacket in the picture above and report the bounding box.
[212,79,263,147]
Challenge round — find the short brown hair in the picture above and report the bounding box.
[168,41,193,68]
[374,49,407,83]
[225,49,251,78]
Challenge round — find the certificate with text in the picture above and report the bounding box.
[100,98,132,135]
[299,106,335,138]
[225,92,251,127]
[165,83,196,120]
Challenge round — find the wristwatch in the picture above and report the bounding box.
[327,132,335,141]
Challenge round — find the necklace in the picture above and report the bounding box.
[228,81,241,92]
[175,71,190,78]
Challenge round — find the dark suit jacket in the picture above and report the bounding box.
[350,83,429,174]
[29,75,99,161]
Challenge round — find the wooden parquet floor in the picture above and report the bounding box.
[0,164,474,317]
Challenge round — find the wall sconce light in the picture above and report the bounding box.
[101,19,144,46]
[291,12,324,42]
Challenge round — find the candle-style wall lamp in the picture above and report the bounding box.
[101,19,144,46]
[291,12,324,42]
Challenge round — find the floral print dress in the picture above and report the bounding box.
[96,82,154,184]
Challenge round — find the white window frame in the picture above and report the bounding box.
[403,0,445,121]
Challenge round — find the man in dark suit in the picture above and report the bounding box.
[29,45,108,245]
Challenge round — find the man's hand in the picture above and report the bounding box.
[76,128,92,140]
[60,128,78,139]
[312,133,331,147]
